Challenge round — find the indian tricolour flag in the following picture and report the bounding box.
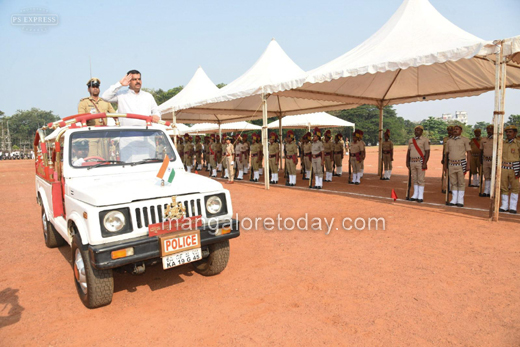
[157,155,175,183]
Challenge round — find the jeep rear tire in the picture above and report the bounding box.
[72,234,113,308]
[42,206,65,248]
[192,240,230,276]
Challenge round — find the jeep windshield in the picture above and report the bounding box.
[70,129,176,168]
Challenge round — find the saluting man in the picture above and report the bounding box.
[311,127,325,189]
[323,130,334,182]
[406,125,430,202]
[268,133,280,184]
[444,124,471,207]
[78,78,115,126]
[303,132,312,180]
[285,130,298,186]
[499,125,520,213]
[382,129,394,180]
[349,130,365,185]
[479,125,494,197]
[333,133,345,177]
[469,128,482,187]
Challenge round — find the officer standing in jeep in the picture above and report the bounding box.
[78,78,115,126]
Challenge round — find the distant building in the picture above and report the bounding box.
[438,111,468,125]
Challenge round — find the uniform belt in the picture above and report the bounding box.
[269,154,276,158]
[410,157,422,162]
[484,156,492,161]
[334,151,342,154]
[235,154,240,157]
[312,154,321,159]
[251,153,258,157]
[502,161,514,169]
[287,154,296,158]
[324,152,331,155]
[383,151,391,154]
[449,159,463,166]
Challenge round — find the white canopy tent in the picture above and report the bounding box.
[175,39,357,189]
[165,123,191,136]
[267,112,355,132]
[189,121,261,134]
[275,0,520,178]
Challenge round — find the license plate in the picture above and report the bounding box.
[162,248,202,270]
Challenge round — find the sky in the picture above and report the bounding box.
[0,0,519,125]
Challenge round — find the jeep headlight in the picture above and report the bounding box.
[104,211,126,232]
[206,196,222,214]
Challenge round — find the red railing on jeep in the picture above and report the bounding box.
[51,113,171,129]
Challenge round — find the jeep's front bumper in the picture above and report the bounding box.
[88,219,240,270]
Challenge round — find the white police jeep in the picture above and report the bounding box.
[35,113,240,308]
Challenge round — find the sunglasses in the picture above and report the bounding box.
[89,84,100,88]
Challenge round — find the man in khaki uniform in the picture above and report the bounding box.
[444,125,471,207]
[469,128,482,187]
[242,134,250,175]
[78,78,115,158]
[78,78,115,126]
[225,136,235,184]
[382,129,394,180]
[303,132,312,180]
[195,135,203,171]
[221,134,228,179]
[183,134,194,172]
[268,133,280,184]
[311,127,324,189]
[479,125,494,197]
[499,125,520,213]
[333,133,345,177]
[215,135,223,172]
[234,135,244,180]
[441,125,454,193]
[349,130,365,185]
[285,130,298,186]
[176,136,184,163]
[209,134,217,177]
[406,125,430,202]
[204,137,210,171]
[249,133,262,182]
[323,130,334,182]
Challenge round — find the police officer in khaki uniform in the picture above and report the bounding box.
[242,134,250,175]
[444,125,471,207]
[302,132,312,180]
[221,134,228,178]
[382,129,394,180]
[78,78,115,126]
[209,134,217,177]
[479,125,494,197]
[249,133,262,182]
[285,130,298,186]
[176,136,184,162]
[215,135,223,172]
[349,130,365,185]
[225,136,235,184]
[441,125,454,193]
[406,125,430,202]
[499,125,520,213]
[235,135,244,180]
[204,136,210,170]
[469,129,482,187]
[311,127,324,189]
[323,130,334,182]
[333,133,344,177]
[195,135,203,170]
[268,132,280,184]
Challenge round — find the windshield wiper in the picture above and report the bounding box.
[87,160,126,170]
[130,158,163,166]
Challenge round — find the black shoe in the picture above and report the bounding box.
[509,210,517,214]
[479,193,485,197]
[499,208,507,212]
[348,181,354,184]
[441,190,446,194]
[417,199,423,203]
[447,203,456,206]
[317,186,322,189]
[410,198,417,201]
[274,181,278,184]
[303,178,309,180]
[254,179,258,182]
[285,182,291,186]
[457,204,464,207]
[486,194,491,197]
[291,184,295,186]
[250,179,255,182]
[355,182,360,185]
[237,178,243,181]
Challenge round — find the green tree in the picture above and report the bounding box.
[421,117,447,144]
[505,114,520,128]
[145,86,184,106]
[2,108,60,145]
[216,83,227,89]
[473,121,489,131]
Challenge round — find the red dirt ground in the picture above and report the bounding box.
[0,146,519,346]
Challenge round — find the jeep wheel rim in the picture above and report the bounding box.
[74,249,88,295]
[42,211,48,241]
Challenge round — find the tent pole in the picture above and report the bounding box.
[377,105,383,177]
[492,41,506,222]
[173,110,178,147]
[263,92,270,190]
[278,114,283,172]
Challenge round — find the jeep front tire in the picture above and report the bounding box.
[72,234,114,308]
[192,240,230,276]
